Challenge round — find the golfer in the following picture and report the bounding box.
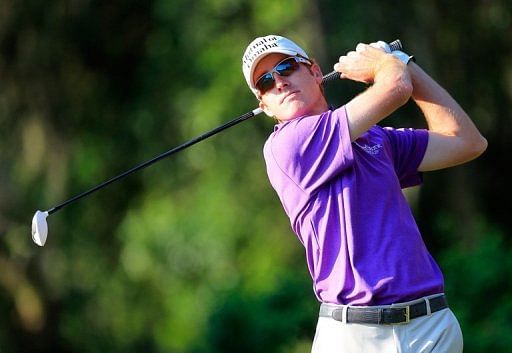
[242,35,487,352]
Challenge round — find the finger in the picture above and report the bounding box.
[337,54,351,67]
[338,54,357,68]
[332,63,349,79]
[355,43,367,52]
[369,41,391,53]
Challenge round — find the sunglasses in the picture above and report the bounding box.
[255,56,312,94]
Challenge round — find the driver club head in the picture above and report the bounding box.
[32,210,49,246]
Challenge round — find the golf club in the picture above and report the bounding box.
[31,39,403,246]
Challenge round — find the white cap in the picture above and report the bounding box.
[242,35,309,95]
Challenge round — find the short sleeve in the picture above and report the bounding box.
[382,127,429,188]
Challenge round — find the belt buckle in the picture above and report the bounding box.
[400,306,410,324]
[393,305,410,325]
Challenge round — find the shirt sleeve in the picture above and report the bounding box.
[264,106,354,195]
[382,127,429,188]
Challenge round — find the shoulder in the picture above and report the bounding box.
[263,107,353,169]
[270,107,348,141]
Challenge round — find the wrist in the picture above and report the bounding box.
[374,55,406,79]
[373,56,412,98]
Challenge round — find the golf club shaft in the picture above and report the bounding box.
[46,39,402,215]
[47,107,263,215]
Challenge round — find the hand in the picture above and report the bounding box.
[370,40,415,64]
[369,41,392,53]
[333,43,404,84]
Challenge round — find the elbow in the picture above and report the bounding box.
[472,135,488,158]
[461,134,488,162]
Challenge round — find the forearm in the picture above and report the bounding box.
[410,62,470,134]
[343,54,413,141]
[410,62,488,170]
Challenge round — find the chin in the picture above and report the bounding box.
[278,111,302,122]
[279,103,309,121]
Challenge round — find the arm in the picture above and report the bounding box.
[409,62,488,171]
[334,44,413,141]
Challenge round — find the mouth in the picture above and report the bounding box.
[281,90,300,104]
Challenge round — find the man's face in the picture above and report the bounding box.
[253,53,326,121]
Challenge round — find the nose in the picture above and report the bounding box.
[273,72,289,90]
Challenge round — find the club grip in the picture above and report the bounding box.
[388,39,402,52]
[322,39,403,84]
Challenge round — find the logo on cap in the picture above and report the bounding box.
[241,34,309,94]
[243,36,281,70]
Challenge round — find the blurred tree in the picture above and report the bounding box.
[0,0,510,352]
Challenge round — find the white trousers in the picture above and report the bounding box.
[312,300,463,353]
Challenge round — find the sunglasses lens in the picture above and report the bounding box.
[256,73,275,93]
[255,58,301,94]
[275,59,298,76]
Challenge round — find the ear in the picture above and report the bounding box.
[259,100,274,117]
[310,63,323,84]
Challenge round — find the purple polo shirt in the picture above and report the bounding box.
[263,106,444,305]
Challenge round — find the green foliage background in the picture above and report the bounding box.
[1,0,510,352]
